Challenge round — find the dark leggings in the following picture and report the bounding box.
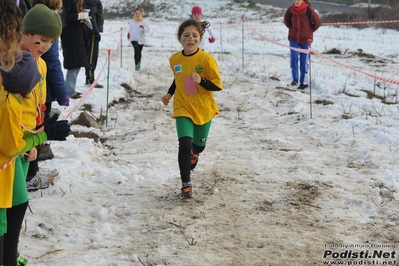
[4,201,28,266]
[0,234,3,266]
[131,41,144,65]
[85,34,99,84]
[178,137,205,183]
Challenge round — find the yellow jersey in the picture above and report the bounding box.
[169,49,222,125]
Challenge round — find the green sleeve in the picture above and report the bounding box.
[14,131,48,156]
[22,131,31,139]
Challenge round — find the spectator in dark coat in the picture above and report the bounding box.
[60,0,88,99]
[83,0,104,88]
[18,0,31,17]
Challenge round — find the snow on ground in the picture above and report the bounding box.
[17,0,399,265]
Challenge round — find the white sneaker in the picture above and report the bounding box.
[39,168,59,177]
[26,168,59,192]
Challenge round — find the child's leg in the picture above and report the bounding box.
[176,117,195,183]
[4,157,29,266]
[131,41,140,65]
[299,43,310,85]
[3,202,28,266]
[0,208,5,266]
[189,120,212,171]
[137,44,144,65]
[289,41,300,82]
[0,234,3,266]
[178,136,192,183]
[192,120,212,154]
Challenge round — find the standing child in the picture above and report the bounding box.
[284,0,320,89]
[0,1,24,264]
[0,51,70,266]
[17,3,63,192]
[27,0,69,185]
[2,5,70,265]
[161,19,222,198]
[1,51,42,266]
[127,8,150,71]
[191,5,216,50]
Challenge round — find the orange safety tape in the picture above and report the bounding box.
[62,58,109,120]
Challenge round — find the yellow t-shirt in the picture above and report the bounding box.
[0,91,24,208]
[169,49,222,125]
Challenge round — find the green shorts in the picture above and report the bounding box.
[176,117,212,147]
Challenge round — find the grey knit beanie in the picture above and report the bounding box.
[1,51,42,94]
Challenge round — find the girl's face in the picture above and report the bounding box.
[294,0,303,7]
[178,25,201,55]
[22,33,54,58]
[134,10,142,19]
[192,12,202,21]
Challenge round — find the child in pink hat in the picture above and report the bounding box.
[191,5,216,50]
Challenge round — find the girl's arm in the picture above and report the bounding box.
[199,78,221,91]
[167,79,176,96]
[201,56,222,91]
[283,9,292,28]
[9,131,47,158]
[206,26,215,39]
[144,20,150,32]
[161,80,175,106]
[309,8,321,31]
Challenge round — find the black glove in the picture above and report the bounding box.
[96,33,101,42]
[36,113,59,130]
[43,115,70,141]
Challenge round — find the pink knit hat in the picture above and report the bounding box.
[191,6,202,15]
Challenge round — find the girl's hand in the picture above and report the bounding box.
[24,147,38,162]
[161,94,172,105]
[190,73,201,84]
